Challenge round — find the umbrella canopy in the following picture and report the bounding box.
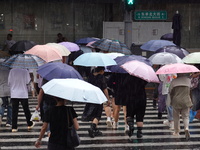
[121,60,159,83]
[140,40,176,51]
[59,42,80,52]
[42,78,107,104]
[105,52,125,59]
[156,63,200,74]
[155,45,189,59]
[2,54,45,69]
[46,43,71,56]
[160,33,173,41]
[91,38,132,55]
[37,62,83,81]
[10,40,36,52]
[80,45,92,53]
[182,52,200,64]
[107,55,152,73]
[25,45,62,62]
[149,52,183,65]
[73,52,117,67]
[75,37,100,44]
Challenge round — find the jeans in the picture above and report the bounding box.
[11,98,32,129]
[166,105,173,121]
[0,97,12,125]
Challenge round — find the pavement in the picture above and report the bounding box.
[0,97,200,150]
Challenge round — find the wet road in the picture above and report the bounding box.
[0,98,200,150]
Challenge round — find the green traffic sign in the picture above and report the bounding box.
[128,0,134,5]
[134,11,167,20]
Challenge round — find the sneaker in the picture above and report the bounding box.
[106,117,112,128]
[163,120,170,127]
[12,129,18,132]
[112,122,118,129]
[124,125,129,134]
[185,130,190,140]
[28,121,35,130]
[6,124,11,127]
[172,132,180,136]
[94,129,103,136]
[169,121,174,130]
[88,128,95,138]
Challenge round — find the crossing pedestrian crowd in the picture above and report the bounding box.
[0,35,199,150]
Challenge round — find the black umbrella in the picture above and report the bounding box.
[10,40,36,55]
[172,11,181,46]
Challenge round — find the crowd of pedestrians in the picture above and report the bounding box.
[0,34,199,149]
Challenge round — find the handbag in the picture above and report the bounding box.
[67,108,81,148]
[30,110,41,122]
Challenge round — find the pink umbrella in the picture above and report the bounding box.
[25,45,62,62]
[86,41,95,48]
[59,42,80,52]
[120,60,160,83]
[156,63,200,74]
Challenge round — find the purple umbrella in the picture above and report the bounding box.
[155,45,189,59]
[59,42,80,52]
[107,55,152,73]
[75,37,100,44]
[37,62,83,81]
[160,33,173,41]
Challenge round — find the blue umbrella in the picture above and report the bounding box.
[73,52,117,67]
[107,55,152,73]
[75,37,100,44]
[91,38,131,55]
[37,62,83,81]
[140,40,176,51]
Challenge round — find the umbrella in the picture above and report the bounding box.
[105,52,125,59]
[25,45,62,62]
[160,33,173,41]
[140,40,176,51]
[91,38,132,55]
[10,40,36,52]
[172,12,181,46]
[46,43,71,56]
[2,54,45,69]
[86,41,96,48]
[73,52,117,67]
[156,63,200,74]
[148,52,183,65]
[37,62,83,81]
[75,37,100,44]
[42,78,107,104]
[182,52,200,64]
[59,42,80,52]
[107,55,152,73]
[155,45,189,59]
[80,45,92,53]
[120,60,160,83]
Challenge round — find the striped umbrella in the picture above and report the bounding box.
[1,54,45,69]
[91,38,131,55]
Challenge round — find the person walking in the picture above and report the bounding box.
[35,97,79,150]
[169,73,193,140]
[8,68,35,132]
[82,67,110,138]
[0,66,12,127]
[2,34,16,55]
[124,75,148,138]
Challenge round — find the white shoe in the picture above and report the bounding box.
[173,132,180,136]
[112,122,118,129]
[169,121,174,130]
[163,120,170,127]
[124,125,129,133]
[6,124,11,127]
[106,117,112,128]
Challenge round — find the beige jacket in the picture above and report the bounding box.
[169,76,193,109]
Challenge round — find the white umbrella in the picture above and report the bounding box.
[42,78,107,104]
[149,52,182,65]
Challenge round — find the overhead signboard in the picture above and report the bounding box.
[134,11,167,20]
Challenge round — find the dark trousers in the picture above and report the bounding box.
[48,142,75,150]
[11,98,32,129]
